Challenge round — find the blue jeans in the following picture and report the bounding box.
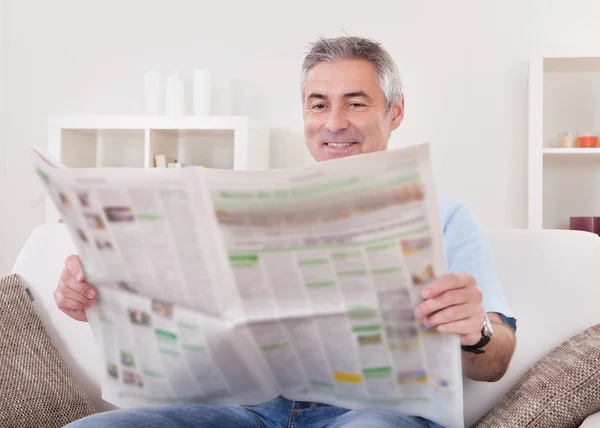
[66,396,444,427]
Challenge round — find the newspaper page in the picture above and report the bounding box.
[32,143,464,428]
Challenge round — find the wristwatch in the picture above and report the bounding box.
[461,312,493,355]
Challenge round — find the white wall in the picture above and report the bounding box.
[0,0,6,275]
[0,0,597,275]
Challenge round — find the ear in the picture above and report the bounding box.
[389,95,404,131]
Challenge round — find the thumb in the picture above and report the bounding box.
[65,254,85,282]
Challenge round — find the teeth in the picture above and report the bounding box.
[328,142,353,148]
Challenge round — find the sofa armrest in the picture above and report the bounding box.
[11,224,114,412]
[581,412,600,427]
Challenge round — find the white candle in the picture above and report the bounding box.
[193,70,211,116]
[165,69,184,116]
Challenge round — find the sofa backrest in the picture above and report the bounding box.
[12,224,600,424]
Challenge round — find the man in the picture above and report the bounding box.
[59,36,517,428]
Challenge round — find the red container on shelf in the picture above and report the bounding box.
[576,133,599,148]
[570,217,600,235]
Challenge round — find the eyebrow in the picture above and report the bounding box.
[343,90,372,100]
[307,93,327,100]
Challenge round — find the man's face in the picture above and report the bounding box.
[303,59,404,162]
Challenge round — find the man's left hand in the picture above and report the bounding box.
[414,272,484,346]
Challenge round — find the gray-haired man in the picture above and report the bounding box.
[63,36,517,428]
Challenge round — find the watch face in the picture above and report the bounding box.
[483,312,493,337]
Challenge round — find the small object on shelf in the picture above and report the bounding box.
[576,132,599,148]
[569,216,600,235]
[558,132,576,148]
[167,160,185,168]
[165,69,184,116]
[193,70,211,116]
[144,70,161,115]
[154,154,175,168]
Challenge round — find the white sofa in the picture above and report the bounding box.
[10,223,600,427]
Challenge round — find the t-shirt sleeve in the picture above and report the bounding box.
[442,203,517,332]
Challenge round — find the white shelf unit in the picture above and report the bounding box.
[528,56,600,230]
[46,115,270,222]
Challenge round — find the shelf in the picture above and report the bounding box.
[148,129,234,169]
[543,160,600,230]
[529,54,600,229]
[543,148,600,156]
[59,129,145,168]
[48,115,269,171]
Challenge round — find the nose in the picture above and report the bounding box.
[325,105,349,133]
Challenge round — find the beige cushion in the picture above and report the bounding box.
[474,324,600,428]
[0,274,96,427]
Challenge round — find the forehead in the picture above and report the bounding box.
[305,59,383,98]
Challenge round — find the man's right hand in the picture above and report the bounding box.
[54,255,96,322]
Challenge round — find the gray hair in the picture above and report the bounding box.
[301,36,403,113]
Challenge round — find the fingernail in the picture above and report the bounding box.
[76,273,84,282]
[423,318,430,327]
[86,290,95,299]
[414,307,422,318]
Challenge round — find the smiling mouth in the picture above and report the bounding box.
[324,142,359,148]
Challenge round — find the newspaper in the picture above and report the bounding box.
[32,143,464,428]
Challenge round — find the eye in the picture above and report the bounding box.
[350,102,366,108]
[312,103,327,110]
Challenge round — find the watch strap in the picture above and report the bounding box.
[461,334,491,354]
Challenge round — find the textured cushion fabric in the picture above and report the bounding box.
[474,324,600,428]
[0,274,96,427]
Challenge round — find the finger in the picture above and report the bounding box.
[58,278,96,300]
[436,317,482,336]
[54,290,89,311]
[60,268,96,300]
[63,308,88,323]
[424,303,480,327]
[57,283,92,306]
[415,289,469,318]
[64,254,85,282]
[422,272,474,299]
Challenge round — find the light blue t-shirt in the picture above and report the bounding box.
[439,195,517,332]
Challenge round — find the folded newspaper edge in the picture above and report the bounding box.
[31,143,465,428]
